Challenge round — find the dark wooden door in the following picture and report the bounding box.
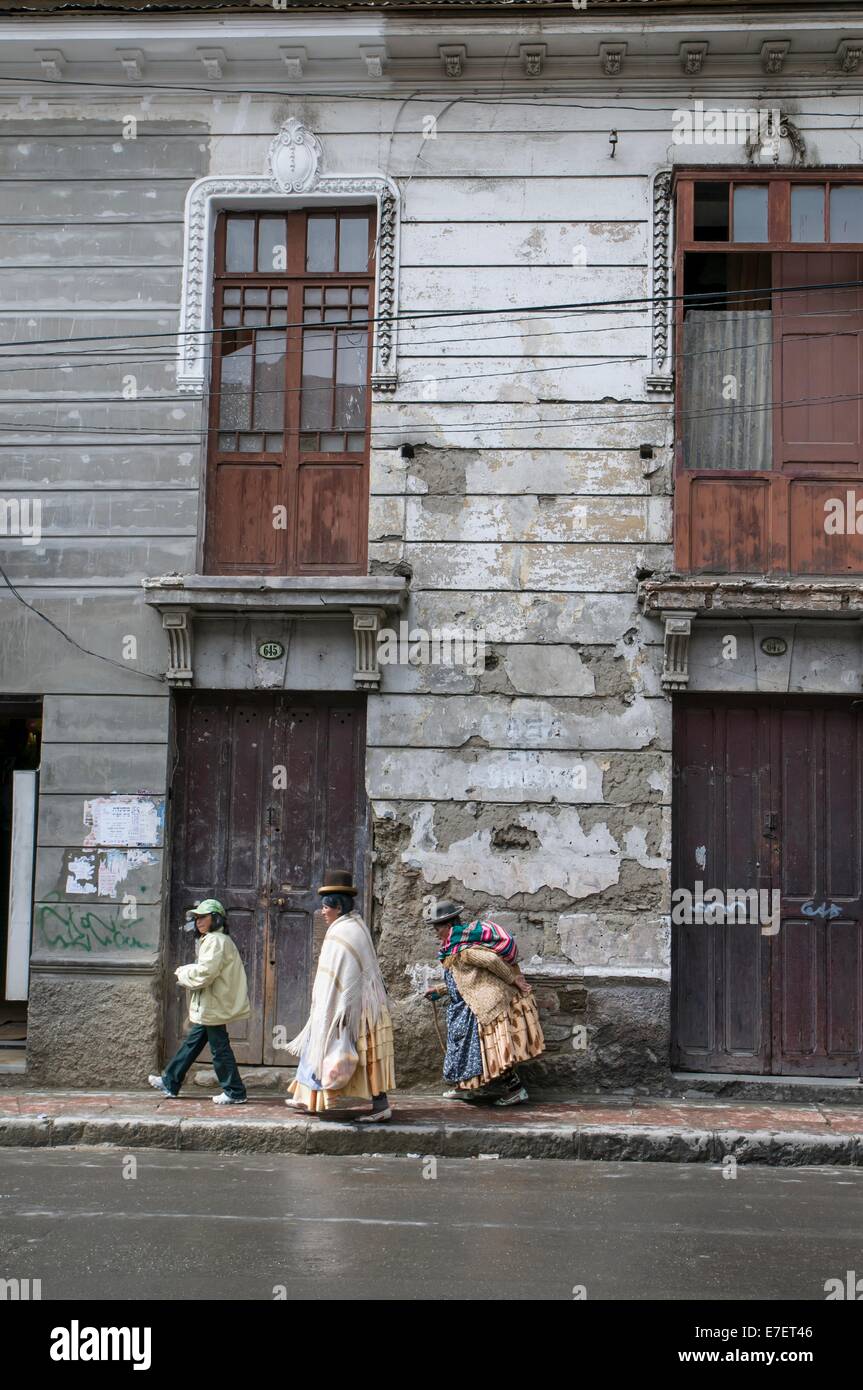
[672,698,863,1076]
[166,693,367,1066]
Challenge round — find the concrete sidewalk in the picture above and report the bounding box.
[2,1087,863,1164]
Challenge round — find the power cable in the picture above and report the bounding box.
[0,275,859,355]
[0,559,168,683]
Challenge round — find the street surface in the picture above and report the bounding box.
[1,1149,862,1300]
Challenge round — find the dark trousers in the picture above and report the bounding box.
[162,1024,246,1100]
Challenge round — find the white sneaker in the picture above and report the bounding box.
[147,1074,176,1098]
[493,1086,529,1107]
[212,1092,247,1105]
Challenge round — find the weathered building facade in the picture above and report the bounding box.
[0,0,861,1091]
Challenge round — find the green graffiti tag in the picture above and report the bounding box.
[36,894,150,952]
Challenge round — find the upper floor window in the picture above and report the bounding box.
[204,207,375,576]
[691,179,863,244]
[674,172,863,576]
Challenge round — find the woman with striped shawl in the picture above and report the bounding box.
[424,899,545,1106]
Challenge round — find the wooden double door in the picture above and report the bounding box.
[165,693,367,1065]
[672,698,863,1076]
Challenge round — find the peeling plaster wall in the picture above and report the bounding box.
[1,49,857,1090]
[350,81,863,1088]
[362,126,675,1083]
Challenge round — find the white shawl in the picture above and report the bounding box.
[286,912,389,1077]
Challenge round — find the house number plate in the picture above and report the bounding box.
[257,641,285,660]
[760,637,788,656]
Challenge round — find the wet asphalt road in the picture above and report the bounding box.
[0,1148,861,1301]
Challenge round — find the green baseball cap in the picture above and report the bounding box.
[189,899,225,917]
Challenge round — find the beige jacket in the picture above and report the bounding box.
[442,946,522,1026]
[175,930,251,1026]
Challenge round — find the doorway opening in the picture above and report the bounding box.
[164,691,368,1070]
[672,695,863,1077]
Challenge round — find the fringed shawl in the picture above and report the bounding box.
[286,912,389,1081]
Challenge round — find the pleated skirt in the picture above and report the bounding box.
[457,992,545,1091]
[288,1007,396,1112]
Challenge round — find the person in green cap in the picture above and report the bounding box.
[148,898,250,1104]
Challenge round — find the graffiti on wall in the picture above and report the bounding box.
[36,894,150,952]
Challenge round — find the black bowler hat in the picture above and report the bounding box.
[428,899,463,925]
[318,869,357,897]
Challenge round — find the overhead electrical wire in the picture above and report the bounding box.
[0,276,859,356]
[3,324,862,410]
[2,298,862,376]
[0,559,168,682]
[1,384,862,441]
[1,71,863,114]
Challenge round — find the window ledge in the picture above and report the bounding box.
[640,574,863,620]
[142,572,408,615]
[142,572,408,689]
[640,576,863,693]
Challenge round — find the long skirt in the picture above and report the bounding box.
[442,970,483,1084]
[288,1007,395,1113]
[457,992,546,1092]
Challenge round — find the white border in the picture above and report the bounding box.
[176,173,401,394]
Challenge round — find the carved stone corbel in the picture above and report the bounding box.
[440,46,466,79]
[761,41,790,75]
[162,609,193,686]
[680,43,707,75]
[360,47,387,79]
[34,49,66,79]
[600,44,626,77]
[661,611,696,693]
[197,48,226,81]
[117,49,145,81]
[837,41,863,74]
[280,48,307,79]
[520,45,546,78]
[352,608,385,690]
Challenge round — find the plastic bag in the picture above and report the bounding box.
[321,1024,359,1090]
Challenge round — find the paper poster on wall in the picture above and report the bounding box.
[82,795,165,848]
[65,847,158,897]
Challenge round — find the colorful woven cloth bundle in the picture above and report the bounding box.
[438,919,518,963]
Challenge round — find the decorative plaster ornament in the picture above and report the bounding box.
[746,113,806,168]
[268,117,323,193]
